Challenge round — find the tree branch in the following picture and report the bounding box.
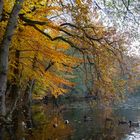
[19,14,48,25]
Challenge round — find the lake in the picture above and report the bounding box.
[2,93,140,140]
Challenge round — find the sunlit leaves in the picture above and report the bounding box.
[1,0,132,102]
[5,1,80,98]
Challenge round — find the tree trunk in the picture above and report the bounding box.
[6,50,20,118]
[22,79,35,129]
[0,0,24,116]
[23,51,38,106]
[10,50,20,99]
[0,127,4,140]
[0,0,3,21]
[24,79,35,106]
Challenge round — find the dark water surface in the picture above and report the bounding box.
[2,94,140,140]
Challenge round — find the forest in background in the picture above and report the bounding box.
[0,0,140,123]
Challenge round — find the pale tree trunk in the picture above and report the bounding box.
[0,0,24,116]
[24,79,35,106]
[22,54,36,129]
[23,80,35,129]
[0,0,3,21]
[24,54,37,106]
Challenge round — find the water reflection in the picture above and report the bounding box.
[2,94,140,140]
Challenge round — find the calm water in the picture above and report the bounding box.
[2,94,140,140]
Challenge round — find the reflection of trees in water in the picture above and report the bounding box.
[0,127,4,140]
[89,106,131,140]
[36,116,71,140]
[63,102,131,140]
[1,102,138,140]
[0,103,35,140]
[0,103,72,140]
[27,105,73,140]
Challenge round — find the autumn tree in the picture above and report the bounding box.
[59,0,129,103]
[0,0,81,118]
[0,0,24,116]
[0,0,133,120]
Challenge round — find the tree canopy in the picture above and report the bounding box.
[0,0,137,118]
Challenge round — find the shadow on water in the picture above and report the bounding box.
[2,94,140,140]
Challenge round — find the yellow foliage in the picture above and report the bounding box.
[6,1,80,98]
[2,0,128,102]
